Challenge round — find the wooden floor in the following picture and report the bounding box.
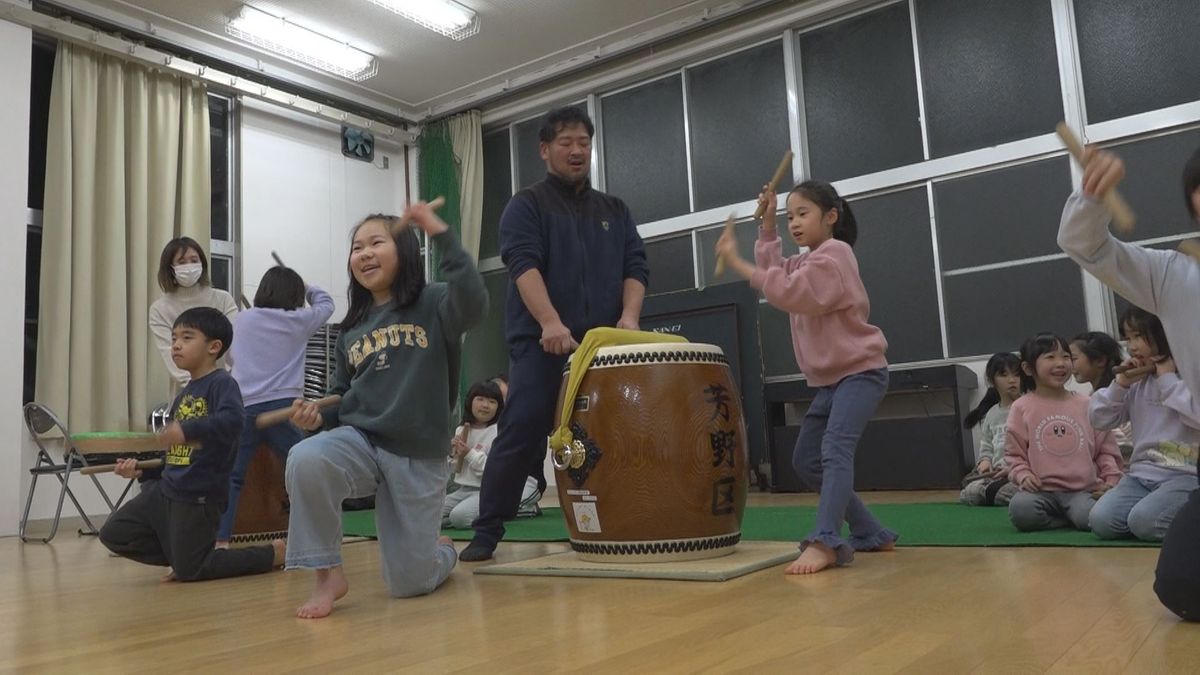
[3,491,1197,673]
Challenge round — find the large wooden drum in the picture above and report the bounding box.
[231,445,289,543]
[551,343,748,562]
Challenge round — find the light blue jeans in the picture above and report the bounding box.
[793,368,897,565]
[285,426,456,598]
[1089,473,1199,542]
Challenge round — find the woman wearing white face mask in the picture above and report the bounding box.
[149,237,239,393]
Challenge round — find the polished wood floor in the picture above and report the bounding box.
[3,491,1197,673]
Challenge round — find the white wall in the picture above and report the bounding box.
[240,99,410,321]
[2,20,32,536]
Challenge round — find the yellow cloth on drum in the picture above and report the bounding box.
[547,327,689,453]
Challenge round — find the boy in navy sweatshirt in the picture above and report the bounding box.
[100,307,283,581]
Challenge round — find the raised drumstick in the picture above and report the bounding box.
[713,212,737,276]
[271,251,285,267]
[390,196,446,234]
[256,395,341,429]
[80,458,163,476]
[753,150,795,220]
[1055,122,1136,233]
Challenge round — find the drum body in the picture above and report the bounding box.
[552,343,748,562]
[231,445,289,542]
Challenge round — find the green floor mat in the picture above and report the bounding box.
[341,502,1158,547]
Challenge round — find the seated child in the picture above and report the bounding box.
[1088,307,1200,541]
[960,353,1021,507]
[1071,330,1134,461]
[99,307,284,580]
[1005,333,1122,532]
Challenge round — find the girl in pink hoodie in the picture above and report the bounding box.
[716,180,895,575]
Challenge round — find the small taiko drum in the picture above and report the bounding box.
[551,343,748,562]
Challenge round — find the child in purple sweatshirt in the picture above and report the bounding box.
[1088,307,1200,542]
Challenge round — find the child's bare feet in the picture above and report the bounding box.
[785,542,838,575]
[296,567,349,619]
[271,539,287,567]
[214,540,230,550]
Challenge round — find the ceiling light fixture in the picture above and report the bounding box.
[366,0,480,41]
[226,4,377,81]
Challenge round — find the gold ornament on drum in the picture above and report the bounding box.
[550,438,587,471]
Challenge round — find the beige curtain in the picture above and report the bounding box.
[37,43,211,432]
[448,110,483,261]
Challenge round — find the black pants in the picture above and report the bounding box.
[99,481,275,581]
[1155,485,1200,621]
[472,341,567,545]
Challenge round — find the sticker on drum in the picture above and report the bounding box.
[573,396,589,412]
[572,502,602,533]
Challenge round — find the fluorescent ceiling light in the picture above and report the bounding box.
[367,0,480,41]
[226,4,377,81]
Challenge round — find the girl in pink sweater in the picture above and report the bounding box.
[716,180,895,575]
[1005,333,1122,532]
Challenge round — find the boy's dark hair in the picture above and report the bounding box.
[964,352,1021,429]
[1018,332,1072,393]
[790,180,858,247]
[538,106,594,143]
[254,266,306,310]
[173,307,233,358]
[1071,331,1123,389]
[1184,146,1200,219]
[461,381,504,427]
[1120,306,1172,360]
[341,214,427,330]
[157,237,210,293]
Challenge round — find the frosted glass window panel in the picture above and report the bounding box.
[799,3,924,181]
[1106,127,1200,243]
[686,40,791,211]
[1075,0,1200,123]
[914,0,1062,158]
[644,234,695,296]
[601,75,691,224]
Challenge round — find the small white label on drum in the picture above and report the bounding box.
[572,502,602,533]
[581,495,597,502]
[566,489,590,496]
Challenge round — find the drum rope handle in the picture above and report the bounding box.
[547,327,689,462]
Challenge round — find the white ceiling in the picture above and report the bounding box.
[47,0,778,120]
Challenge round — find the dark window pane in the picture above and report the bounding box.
[480,129,511,259]
[799,3,924,181]
[851,187,943,364]
[463,271,510,387]
[602,76,691,223]
[759,301,799,378]
[1107,127,1200,242]
[210,255,232,293]
[644,234,694,296]
[209,96,230,241]
[1075,0,1200,123]
[28,40,55,210]
[915,0,1062,157]
[513,115,545,190]
[934,157,1072,270]
[687,40,791,210]
[943,258,1086,358]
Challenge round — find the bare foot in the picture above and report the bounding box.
[296,567,349,619]
[784,542,839,575]
[271,539,287,567]
[214,540,231,550]
[161,569,177,582]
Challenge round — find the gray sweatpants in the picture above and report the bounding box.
[285,426,456,598]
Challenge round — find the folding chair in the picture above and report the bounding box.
[18,403,140,543]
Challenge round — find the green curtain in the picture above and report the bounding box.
[418,120,462,282]
[418,120,466,413]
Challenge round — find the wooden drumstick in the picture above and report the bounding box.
[271,251,285,267]
[255,395,341,429]
[1113,362,1156,377]
[713,213,737,277]
[753,150,795,220]
[453,425,470,474]
[390,196,446,233]
[80,458,163,476]
[1055,122,1136,233]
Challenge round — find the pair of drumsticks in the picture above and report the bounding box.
[714,151,794,276]
[79,398,343,475]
